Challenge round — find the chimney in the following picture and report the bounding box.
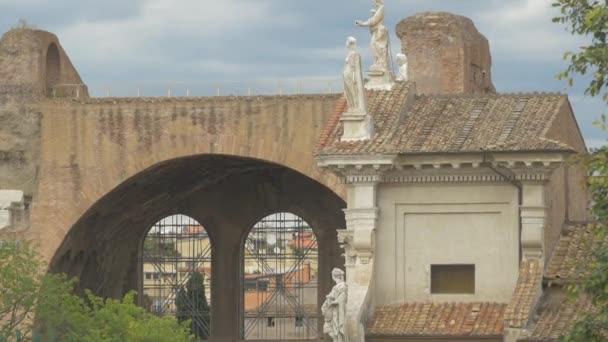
[396,12,495,95]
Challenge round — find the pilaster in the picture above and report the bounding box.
[520,182,546,261]
[335,164,387,342]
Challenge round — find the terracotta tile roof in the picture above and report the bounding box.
[545,222,608,284]
[367,302,506,337]
[518,223,608,341]
[316,81,575,156]
[519,288,596,341]
[315,96,347,154]
[504,260,543,328]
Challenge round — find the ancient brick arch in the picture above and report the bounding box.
[48,154,345,341]
[30,95,344,263]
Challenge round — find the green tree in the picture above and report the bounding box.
[0,239,192,341]
[181,272,210,340]
[36,276,193,342]
[0,240,44,339]
[35,274,93,339]
[553,0,608,103]
[175,286,189,324]
[553,0,608,340]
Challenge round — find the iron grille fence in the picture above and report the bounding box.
[242,212,319,340]
[141,214,211,340]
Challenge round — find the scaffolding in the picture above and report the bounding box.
[242,212,319,340]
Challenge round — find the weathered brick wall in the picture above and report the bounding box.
[0,97,41,197]
[0,28,88,98]
[25,95,343,262]
[396,12,496,95]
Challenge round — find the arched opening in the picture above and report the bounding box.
[242,212,318,340]
[141,214,211,340]
[45,43,60,95]
[49,154,345,340]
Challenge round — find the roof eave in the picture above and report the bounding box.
[366,333,504,340]
[316,153,397,168]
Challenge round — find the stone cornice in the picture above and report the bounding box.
[317,152,567,184]
[383,168,553,184]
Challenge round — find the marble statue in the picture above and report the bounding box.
[396,53,408,81]
[355,0,390,75]
[343,37,366,113]
[322,268,348,342]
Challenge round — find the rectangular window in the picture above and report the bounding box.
[295,316,304,327]
[145,273,152,280]
[431,264,475,294]
[267,317,275,327]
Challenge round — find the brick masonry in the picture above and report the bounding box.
[396,12,496,95]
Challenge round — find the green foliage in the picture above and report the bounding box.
[553,1,608,340]
[0,240,44,339]
[0,241,192,341]
[175,272,210,340]
[553,0,608,102]
[175,287,189,325]
[87,291,191,342]
[143,238,180,258]
[561,148,608,341]
[561,133,608,334]
[35,274,91,339]
[36,277,193,342]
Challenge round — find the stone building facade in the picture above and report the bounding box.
[316,12,590,342]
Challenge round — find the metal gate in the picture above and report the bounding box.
[242,212,319,340]
[141,215,211,340]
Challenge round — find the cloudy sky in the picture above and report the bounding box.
[1,0,606,147]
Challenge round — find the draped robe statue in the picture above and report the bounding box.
[322,268,348,342]
[396,53,408,81]
[343,37,366,113]
[355,0,390,75]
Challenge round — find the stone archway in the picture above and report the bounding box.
[142,214,212,339]
[48,154,345,342]
[242,212,320,340]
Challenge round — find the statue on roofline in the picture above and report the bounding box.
[355,0,390,76]
[322,268,348,342]
[395,53,408,81]
[343,37,366,113]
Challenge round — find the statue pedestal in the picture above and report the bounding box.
[340,109,374,141]
[365,70,393,90]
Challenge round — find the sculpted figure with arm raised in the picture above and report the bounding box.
[355,0,390,75]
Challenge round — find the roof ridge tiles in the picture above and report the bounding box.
[417,91,564,100]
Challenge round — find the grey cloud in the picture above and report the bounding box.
[0,0,141,33]
[0,0,605,144]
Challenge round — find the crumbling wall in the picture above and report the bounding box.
[396,12,496,95]
[0,28,88,98]
[0,98,41,197]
